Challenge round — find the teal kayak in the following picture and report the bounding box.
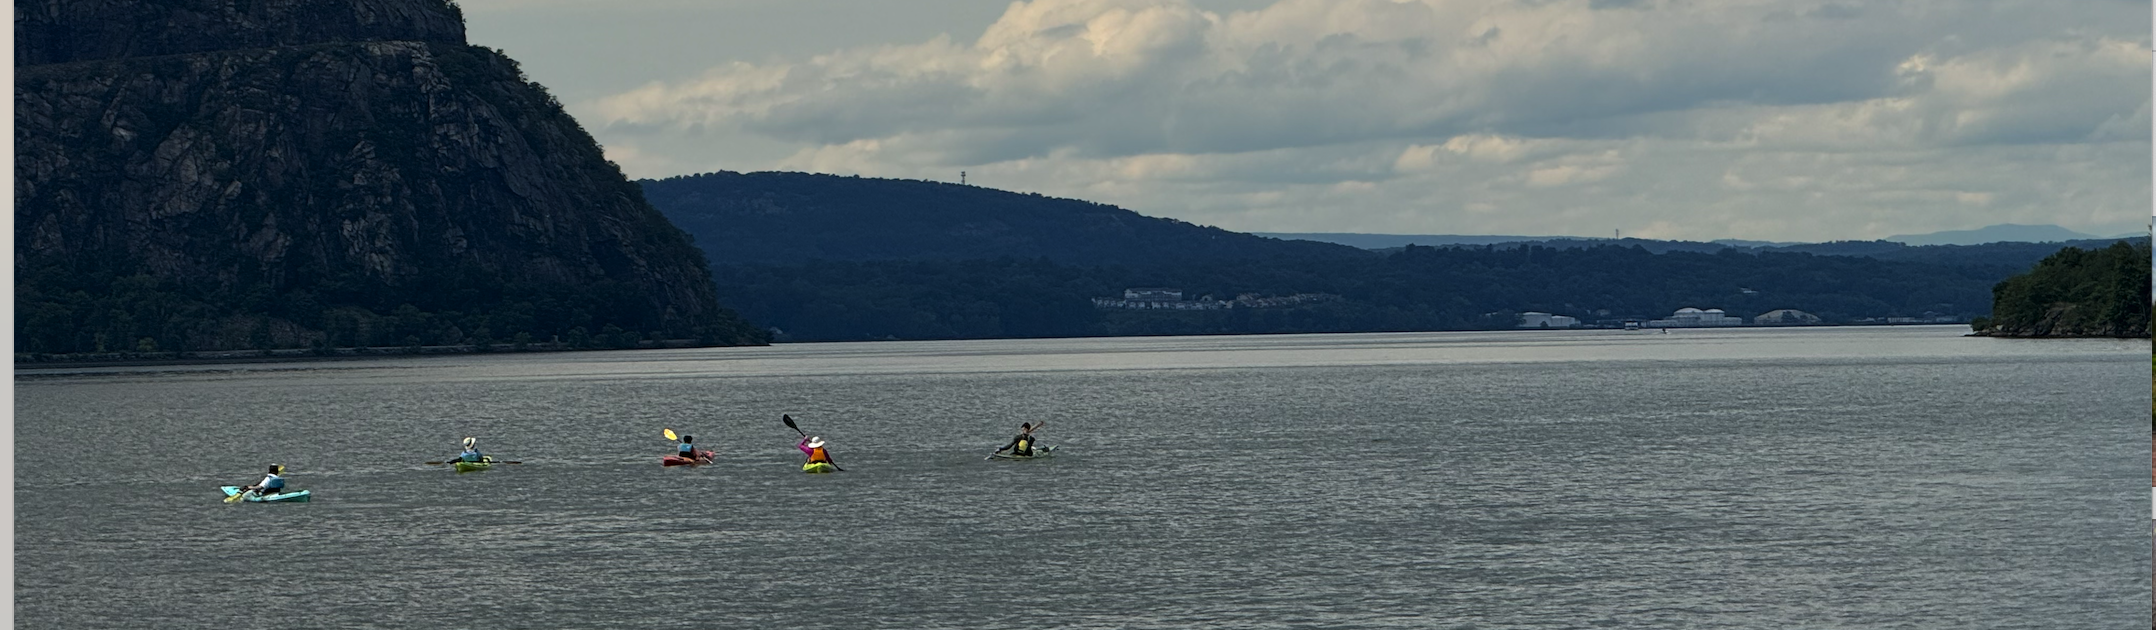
[220,486,311,503]
[989,445,1057,460]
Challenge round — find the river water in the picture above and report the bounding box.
[14,326,2150,628]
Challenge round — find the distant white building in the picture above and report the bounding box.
[1646,307,1744,328]
[1123,288,1183,302]
[1518,312,1580,328]
[1754,309,1822,325]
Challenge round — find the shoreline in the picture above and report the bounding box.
[11,323,2072,370]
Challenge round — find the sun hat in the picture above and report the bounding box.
[463,436,476,448]
[807,437,826,449]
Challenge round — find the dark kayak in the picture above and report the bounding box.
[662,450,716,466]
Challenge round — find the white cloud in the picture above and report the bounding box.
[577,0,2150,241]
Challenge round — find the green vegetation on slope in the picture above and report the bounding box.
[1970,240,2152,338]
[643,171,1368,266]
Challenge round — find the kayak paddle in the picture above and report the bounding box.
[664,428,679,441]
[224,488,247,503]
[783,414,843,471]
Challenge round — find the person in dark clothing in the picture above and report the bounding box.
[995,421,1045,457]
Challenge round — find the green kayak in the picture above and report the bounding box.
[452,460,492,473]
[220,486,311,503]
[802,462,837,474]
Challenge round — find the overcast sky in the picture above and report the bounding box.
[459,0,2151,242]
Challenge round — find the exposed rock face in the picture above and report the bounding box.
[16,0,765,353]
[17,0,467,65]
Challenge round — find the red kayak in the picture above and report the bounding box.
[662,450,716,466]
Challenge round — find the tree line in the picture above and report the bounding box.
[1971,240,2151,337]
[711,243,2027,342]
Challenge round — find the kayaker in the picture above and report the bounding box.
[454,437,486,463]
[239,465,287,496]
[798,436,835,467]
[677,434,710,462]
[995,421,1045,457]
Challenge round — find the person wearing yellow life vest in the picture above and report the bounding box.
[995,421,1045,457]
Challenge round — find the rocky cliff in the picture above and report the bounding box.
[16,0,766,354]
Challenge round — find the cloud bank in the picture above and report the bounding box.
[586,0,2150,241]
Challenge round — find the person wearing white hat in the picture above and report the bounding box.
[452,436,486,464]
[797,435,835,467]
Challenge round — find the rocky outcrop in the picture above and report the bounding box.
[16,0,766,353]
[17,0,466,65]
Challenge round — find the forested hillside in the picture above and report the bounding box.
[711,244,2010,341]
[643,171,1366,266]
[1971,240,2151,338]
[639,171,2119,343]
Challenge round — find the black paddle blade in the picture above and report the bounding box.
[782,414,796,429]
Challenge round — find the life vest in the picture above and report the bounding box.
[263,474,284,491]
[459,450,483,462]
[1015,437,1031,454]
[807,447,831,464]
[678,443,695,455]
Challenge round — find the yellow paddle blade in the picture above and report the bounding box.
[663,428,677,441]
[224,490,246,503]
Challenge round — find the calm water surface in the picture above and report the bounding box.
[15,327,2150,628]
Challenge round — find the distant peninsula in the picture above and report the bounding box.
[1969,240,2151,338]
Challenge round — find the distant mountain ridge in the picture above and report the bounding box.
[1266,223,2135,251]
[1883,224,2112,246]
[1253,233,1577,249]
[642,171,1368,267]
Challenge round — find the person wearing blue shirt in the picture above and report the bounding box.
[454,436,488,463]
[676,435,710,462]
